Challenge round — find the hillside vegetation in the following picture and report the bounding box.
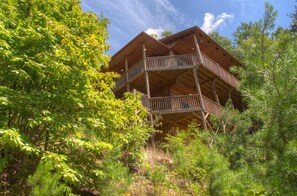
[1,0,297,195]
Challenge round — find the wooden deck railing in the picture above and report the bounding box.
[200,52,239,88]
[202,96,221,116]
[140,93,220,115]
[128,60,144,81]
[115,53,240,91]
[146,54,196,71]
[115,60,144,90]
[141,94,201,114]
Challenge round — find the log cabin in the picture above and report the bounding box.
[108,26,244,141]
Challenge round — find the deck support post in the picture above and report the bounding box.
[125,56,130,92]
[142,42,155,147]
[193,34,207,130]
[212,79,221,107]
[142,43,150,97]
[193,34,204,65]
[192,68,207,130]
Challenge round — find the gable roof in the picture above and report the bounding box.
[109,26,242,72]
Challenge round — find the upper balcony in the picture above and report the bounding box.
[115,53,239,91]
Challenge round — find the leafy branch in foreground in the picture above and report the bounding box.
[0,0,152,195]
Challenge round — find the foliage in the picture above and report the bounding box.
[0,0,151,194]
[1,1,297,195]
[163,124,259,196]
[127,119,265,195]
[149,33,158,39]
[210,102,252,169]
[95,149,132,196]
[210,32,234,56]
[235,2,297,159]
[232,2,297,194]
[148,30,173,39]
[164,129,210,195]
[28,160,65,196]
[289,0,297,32]
[161,31,173,38]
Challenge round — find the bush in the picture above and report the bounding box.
[28,160,65,196]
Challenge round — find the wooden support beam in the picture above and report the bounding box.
[125,56,130,92]
[192,69,205,110]
[192,68,207,130]
[193,34,204,65]
[212,79,221,107]
[193,34,207,130]
[142,43,150,97]
[142,42,155,148]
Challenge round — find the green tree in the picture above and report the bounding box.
[0,0,151,194]
[289,0,297,32]
[210,32,234,56]
[186,3,297,194]
[148,31,172,39]
[161,31,173,38]
[234,3,297,194]
[149,33,158,39]
[28,160,65,196]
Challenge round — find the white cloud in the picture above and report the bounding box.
[81,0,194,54]
[145,28,165,38]
[156,0,177,14]
[201,12,234,34]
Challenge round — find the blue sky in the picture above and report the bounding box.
[81,0,295,55]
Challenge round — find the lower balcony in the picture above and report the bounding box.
[140,94,220,116]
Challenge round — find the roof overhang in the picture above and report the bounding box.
[109,32,170,70]
[160,26,242,68]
